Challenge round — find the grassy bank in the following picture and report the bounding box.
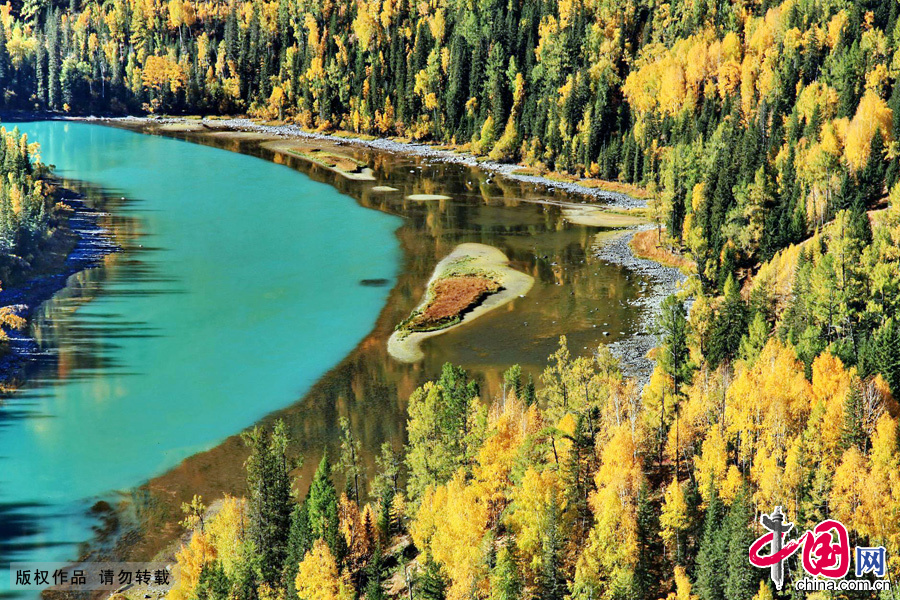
[628,228,695,273]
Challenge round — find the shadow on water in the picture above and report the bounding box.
[0,500,84,565]
[0,177,176,575]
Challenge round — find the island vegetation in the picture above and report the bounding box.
[402,275,500,331]
[388,243,533,362]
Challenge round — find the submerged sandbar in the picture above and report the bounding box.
[263,140,377,180]
[561,205,646,228]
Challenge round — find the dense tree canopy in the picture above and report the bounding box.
[4,0,899,596]
[2,0,900,292]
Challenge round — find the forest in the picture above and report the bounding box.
[1,0,899,596]
[164,317,900,600]
[1,0,899,295]
[0,124,63,347]
[0,126,55,266]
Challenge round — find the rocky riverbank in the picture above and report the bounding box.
[0,192,117,386]
[595,225,689,385]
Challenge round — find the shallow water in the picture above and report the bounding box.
[0,121,654,592]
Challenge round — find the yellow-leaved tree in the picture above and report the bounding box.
[660,478,689,560]
[294,539,353,600]
[411,471,490,600]
[844,91,892,171]
[572,424,644,599]
[168,531,216,600]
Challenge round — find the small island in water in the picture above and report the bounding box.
[388,243,534,362]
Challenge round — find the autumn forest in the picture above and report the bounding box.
[1,0,900,598]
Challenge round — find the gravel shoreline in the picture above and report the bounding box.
[595,225,689,385]
[83,115,646,211]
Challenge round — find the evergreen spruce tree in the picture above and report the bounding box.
[490,541,523,600]
[195,561,230,600]
[724,487,758,600]
[657,295,694,396]
[538,494,567,600]
[307,453,345,564]
[633,482,660,600]
[708,275,749,368]
[523,374,536,407]
[0,23,9,99]
[418,558,447,600]
[869,319,900,397]
[694,479,726,600]
[283,500,312,599]
[46,12,61,110]
[35,33,46,107]
[840,384,866,452]
[502,364,522,400]
[364,542,386,600]
[242,420,293,587]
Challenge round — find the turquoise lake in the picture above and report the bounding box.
[0,121,402,594]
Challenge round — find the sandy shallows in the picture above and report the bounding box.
[157,121,207,132]
[561,206,646,228]
[262,140,377,180]
[406,193,452,201]
[388,243,534,363]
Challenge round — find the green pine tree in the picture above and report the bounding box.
[633,481,661,600]
[242,420,294,586]
[418,558,447,600]
[724,487,758,600]
[538,493,567,600]
[502,364,522,400]
[195,561,231,600]
[708,275,748,368]
[307,454,345,564]
[490,540,523,600]
[283,500,313,599]
[840,384,867,452]
[364,542,386,600]
[694,479,726,600]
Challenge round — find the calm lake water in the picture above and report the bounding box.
[0,120,653,594]
[0,121,402,596]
